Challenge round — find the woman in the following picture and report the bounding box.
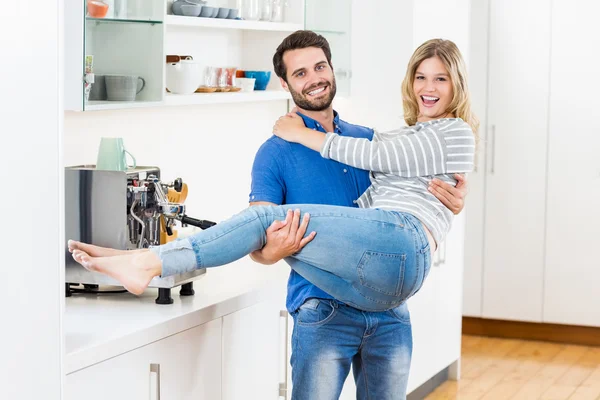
[70,39,478,312]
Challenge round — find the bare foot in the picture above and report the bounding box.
[68,240,144,257]
[72,249,162,295]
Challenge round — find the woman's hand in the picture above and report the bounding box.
[273,112,307,143]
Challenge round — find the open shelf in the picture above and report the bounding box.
[165,15,303,32]
[164,90,291,106]
[85,100,164,111]
[86,17,163,25]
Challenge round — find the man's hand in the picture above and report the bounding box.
[428,174,468,215]
[250,208,316,265]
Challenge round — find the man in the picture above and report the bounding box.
[249,31,467,400]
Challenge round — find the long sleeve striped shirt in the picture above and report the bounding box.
[320,118,475,245]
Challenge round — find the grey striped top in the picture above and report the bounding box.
[320,118,475,245]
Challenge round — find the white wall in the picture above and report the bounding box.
[0,1,64,399]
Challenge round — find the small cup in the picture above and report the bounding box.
[216,7,230,18]
[227,8,239,19]
[199,6,215,17]
[105,75,145,101]
[96,137,137,171]
[88,74,107,100]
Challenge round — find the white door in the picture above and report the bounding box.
[543,0,600,327]
[222,299,285,400]
[462,0,490,318]
[481,0,551,322]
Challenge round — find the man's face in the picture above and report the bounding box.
[280,47,337,111]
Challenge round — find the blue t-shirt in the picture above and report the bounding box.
[249,111,373,312]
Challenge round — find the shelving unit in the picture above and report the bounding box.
[65,0,353,111]
[165,15,302,32]
[164,91,291,107]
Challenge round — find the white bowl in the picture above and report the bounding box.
[236,77,256,92]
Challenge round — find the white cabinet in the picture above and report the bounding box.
[65,319,222,400]
[222,300,288,400]
[464,0,552,322]
[464,0,600,328]
[65,291,291,400]
[543,0,600,327]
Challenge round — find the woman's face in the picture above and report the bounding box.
[413,56,454,122]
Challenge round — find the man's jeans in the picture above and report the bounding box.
[290,298,413,400]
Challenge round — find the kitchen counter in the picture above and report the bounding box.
[64,258,289,375]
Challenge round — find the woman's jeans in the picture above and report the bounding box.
[151,204,432,312]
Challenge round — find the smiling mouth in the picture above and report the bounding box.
[306,85,328,97]
[421,95,440,107]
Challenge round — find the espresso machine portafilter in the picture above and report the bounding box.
[65,166,216,304]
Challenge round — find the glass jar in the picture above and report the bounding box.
[271,0,287,22]
[244,0,260,21]
[261,0,273,21]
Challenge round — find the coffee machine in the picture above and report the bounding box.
[65,165,216,304]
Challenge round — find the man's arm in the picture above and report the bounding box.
[248,202,316,265]
[248,139,315,266]
[428,174,468,215]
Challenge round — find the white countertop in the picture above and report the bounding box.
[64,257,289,374]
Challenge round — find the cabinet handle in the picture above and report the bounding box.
[490,124,496,174]
[150,363,161,400]
[279,310,289,398]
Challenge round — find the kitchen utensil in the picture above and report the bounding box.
[261,0,272,21]
[216,7,230,18]
[227,8,239,19]
[199,6,215,17]
[105,75,145,101]
[167,183,188,203]
[166,58,202,94]
[181,4,202,16]
[243,71,271,90]
[236,77,256,92]
[87,0,109,18]
[166,55,193,63]
[195,87,217,93]
[88,74,107,100]
[96,137,136,171]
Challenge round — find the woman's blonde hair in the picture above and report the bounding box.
[401,39,479,139]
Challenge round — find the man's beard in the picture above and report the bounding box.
[289,77,337,111]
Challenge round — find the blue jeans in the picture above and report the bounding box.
[152,204,431,312]
[291,297,413,400]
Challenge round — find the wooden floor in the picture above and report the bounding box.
[425,335,600,400]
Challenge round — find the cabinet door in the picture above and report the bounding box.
[543,0,600,327]
[304,0,352,96]
[65,319,222,400]
[222,299,286,400]
[154,319,222,399]
[482,0,551,322]
[433,213,465,371]
[65,342,156,400]
[64,0,165,111]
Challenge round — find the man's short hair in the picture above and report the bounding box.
[273,30,333,83]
